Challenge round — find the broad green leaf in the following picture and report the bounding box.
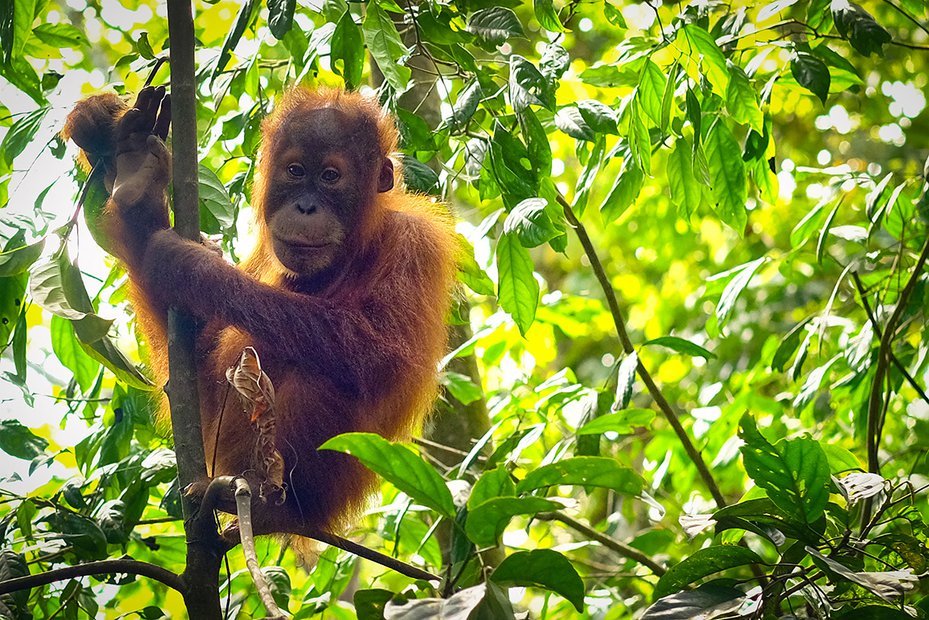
[1,107,45,164]
[627,99,651,175]
[637,59,667,127]
[516,457,644,495]
[11,0,36,59]
[668,137,701,218]
[579,64,639,88]
[492,550,584,611]
[600,163,643,223]
[468,465,516,510]
[0,274,25,344]
[577,409,656,435]
[832,0,891,56]
[441,371,483,406]
[704,120,747,232]
[81,335,153,390]
[456,235,494,296]
[503,198,561,248]
[604,3,627,27]
[199,164,234,230]
[644,587,746,620]
[467,7,525,45]
[644,336,716,359]
[320,432,456,517]
[362,1,410,91]
[555,106,595,141]
[772,318,812,371]
[660,63,679,132]
[726,63,763,131]
[791,52,830,104]
[496,233,539,335]
[267,0,295,38]
[0,419,47,460]
[739,415,831,523]
[28,254,113,339]
[509,55,554,112]
[533,0,564,32]
[518,106,552,175]
[0,229,44,276]
[51,315,100,394]
[489,124,537,205]
[578,99,618,134]
[466,497,561,546]
[401,156,440,195]
[680,25,729,94]
[331,10,364,90]
[449,80,482,132]
[539,43,569,81]
[654,546,763,598]
[33,23,87,48]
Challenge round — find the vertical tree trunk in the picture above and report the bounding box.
[164,1,224,616]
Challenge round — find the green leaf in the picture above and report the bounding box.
[832,1,891,56]
[320,432,455,517]
[654,546,763,598]
[51,315,100,393]
[267,0,295,38]
[667,137,701,218]
[362,1,411,91]
[503,198,561,248]
[791,52,830,104]
[712,257,765,331]
[726,63,763,131]
[466,497,561,546]
[680,25,729,95]
[401,156,440,195]
[467,7,525,45]
[627,99,651,175]
[772,318,812,371]
[28,254,113,340]
[739,415,831,523]
[555,107,595,141]
[0,419,47,460]
[492,550,584,611]
[496,233,539,335]
[644,336,716,359]
[0,274,25,344]
[644,587,746,620]
[0,229,44,276]
[213,0,258,77]
[600,163,643,223]
[468,465,516,510]
[518,107,552,176]
[449,80,482,133]
[33,22,87,48]
[198,164,234,231]
[539,43,569,81]
[1,107,46,165]
[533,0,564,32]
[509,55,554,112]
[331,10,364,90]
[577,409,656,435]
[704,120,747,232]
[604,3,627,28]
[11,0,36,59]
[441,371,484,406]
[516,456,644,495]
[577,100,618,134]
[637,59,667,127]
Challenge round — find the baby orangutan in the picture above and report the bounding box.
[64,86,457,540]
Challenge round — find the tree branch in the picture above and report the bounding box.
[558,195,727,508]
[0,558,183,596]
[866,235,929,472]
[234,478,288,619]
[537,512,666,576]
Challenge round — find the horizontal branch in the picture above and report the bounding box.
[0,558,184,596]
[538,512,666,576]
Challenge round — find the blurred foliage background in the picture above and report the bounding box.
[0,0,927,617]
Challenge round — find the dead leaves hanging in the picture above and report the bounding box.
[226,346,286,505]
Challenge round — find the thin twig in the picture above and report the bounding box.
[880,0,929,38]
[537,512,666,576]
[0,558,183,595]
[866,235,929,472]
[851,272,929,407]
[234,478,288,619]
[309,529,440,582]
[558,195,727,508]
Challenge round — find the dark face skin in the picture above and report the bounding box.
[264,108,394,276]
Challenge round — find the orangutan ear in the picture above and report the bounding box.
[377,158,394,193]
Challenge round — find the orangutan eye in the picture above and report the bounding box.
[287,163,305,177]
[320,168,340,183]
